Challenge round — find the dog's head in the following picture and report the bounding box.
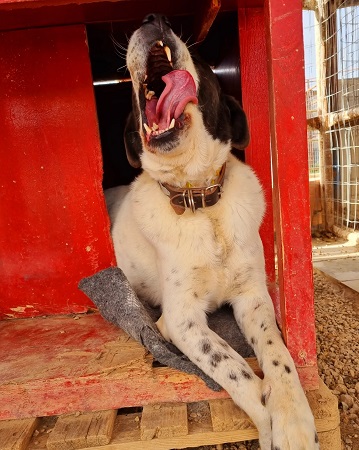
[125,13,249,170]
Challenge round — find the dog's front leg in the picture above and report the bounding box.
[231,289,319,450]
[158,288,272,448]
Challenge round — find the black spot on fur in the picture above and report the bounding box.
[263,326,268,332]
[284,365,291,374]
[267,339,273,345]
[171,268,178,274]
[272,447,281,450]
[223,354,230,360]
[187,321,195,329]
[201,340,212,354]
[241,370,252,380]
[211,352,223,367]
[254,303,261,310]
[260,322,265,329]
[261,393,267,406]
[272,360,279,367]
[193,292,198,298]
[140,282,147,289]
[174,280,182,287]
[250,337,257,346]
[315,432,319,443]
[228,371,237,381]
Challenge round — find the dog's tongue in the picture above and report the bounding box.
[145,70,198,131]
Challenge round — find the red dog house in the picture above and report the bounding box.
[0,1,336,445]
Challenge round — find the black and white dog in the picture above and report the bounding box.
[106,14,319,450]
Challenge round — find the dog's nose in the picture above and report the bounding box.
[142,13,171,30]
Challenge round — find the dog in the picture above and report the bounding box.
[106,13,319,450]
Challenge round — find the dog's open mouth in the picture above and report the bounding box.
[142,41,198,142]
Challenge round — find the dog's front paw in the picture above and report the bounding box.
[262,378,319,450]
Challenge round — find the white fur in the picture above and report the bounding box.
[106,23,319,450]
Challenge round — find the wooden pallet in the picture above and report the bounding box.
[1,379,340,450]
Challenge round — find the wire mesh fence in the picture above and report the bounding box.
[303,0,359,232]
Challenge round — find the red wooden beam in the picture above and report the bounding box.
[238,7,276,295]
[264,0,318,388]
[0,25,116,319]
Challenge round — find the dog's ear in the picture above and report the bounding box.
[224,95,250,150]
[124,111,143,169]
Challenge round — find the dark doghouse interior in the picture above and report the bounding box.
[86,11,244,190]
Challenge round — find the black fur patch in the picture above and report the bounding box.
[228,371,237,381]
[272,360,279,367]
[201,340,212,354]
[261,393,267,406]
[284,365,291,374]
[210,352,223,367]
[241,370,252,380]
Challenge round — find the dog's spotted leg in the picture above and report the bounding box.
[231,289,319,450]
[159,301,272,449]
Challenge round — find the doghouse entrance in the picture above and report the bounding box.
[86,11,244,190]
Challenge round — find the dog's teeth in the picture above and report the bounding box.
[152,122,159,131]
[145,90,155,100]
[157,40,164,47]
[169,118,175,129]
[143,123,151,134]
[164,46,172,63]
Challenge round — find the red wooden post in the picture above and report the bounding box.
[0,25,116,319]
[238,7,276,308]
[264,0,318,388]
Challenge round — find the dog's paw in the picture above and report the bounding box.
[262,378,319,450]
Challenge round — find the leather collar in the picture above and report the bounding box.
[159,164,226,215]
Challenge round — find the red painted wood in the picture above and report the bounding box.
[264,0,318,377]
[0,314,234,419]
[238,7,276,291]
[0,0,263,33]
[0,25,116,319]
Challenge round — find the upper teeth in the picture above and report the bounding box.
[164,46,171,63]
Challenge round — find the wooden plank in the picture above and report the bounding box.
[0,417,39,450]
[47,410,117,450]
[264,0,318,385]
[26,381,339,449]
[80,409,259,450]
[0,314,264,420]
[209,398,254,432]
[140,403,188,440]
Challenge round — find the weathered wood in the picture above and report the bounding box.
[24,381,340,449]
[209,398,254,432]
[0,417,39,450]
[46,410,117,450]
[140,403,188,440]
